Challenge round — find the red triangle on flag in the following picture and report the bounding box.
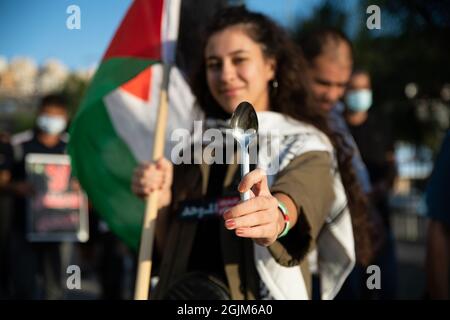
[120,66,153,102]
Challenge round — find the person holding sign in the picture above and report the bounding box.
[132,6,366,300]
[8,94,69,299]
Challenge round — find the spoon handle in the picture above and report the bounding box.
[240,145,250,201]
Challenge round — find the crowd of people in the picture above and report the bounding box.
[0,95,136,299]
[0,5,448,300]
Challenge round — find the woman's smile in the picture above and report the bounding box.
[205,25,275,114]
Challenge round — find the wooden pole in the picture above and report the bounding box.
[134,64,171,300]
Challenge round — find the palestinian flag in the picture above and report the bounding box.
[69,0,199,250]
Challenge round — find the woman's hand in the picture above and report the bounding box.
[222,168,286,247]
[131,157,173,209]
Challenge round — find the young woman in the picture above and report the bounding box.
[132,6,371,300]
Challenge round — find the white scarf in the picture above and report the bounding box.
[254,111,355,300]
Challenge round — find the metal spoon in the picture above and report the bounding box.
[230,101,258,201]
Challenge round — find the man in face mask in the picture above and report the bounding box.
[345,70,373,126]
[345,70,398,300]
[345,70,397,210]
[345,70,397,224]
[36,104,68,138]
[10,94,69,197]
[7,94,69,299]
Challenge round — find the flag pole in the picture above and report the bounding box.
[134,64,171,300]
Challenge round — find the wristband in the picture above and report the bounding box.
[277,200,290,238]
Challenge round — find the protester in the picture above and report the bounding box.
[300,28,384,299]
[0,133,13,188]
[0,133,14,298]
[8,94,69,299]
[131,6,368,300]
[344,70,398,299]
[425,130,450,299]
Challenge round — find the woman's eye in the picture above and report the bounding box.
[233,57,247,64]
[206,61,221,70]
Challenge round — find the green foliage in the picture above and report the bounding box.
[61,74,90,118]
[12,110,35,133]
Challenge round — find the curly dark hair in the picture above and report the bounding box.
[190,6,373,265]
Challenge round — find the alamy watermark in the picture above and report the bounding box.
[366,5,381,30]
[66,265,81,290]
[66,5,81,30]
[366,264,381,290]
[170,121,281,175]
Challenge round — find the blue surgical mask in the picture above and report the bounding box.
[345,89,373,112]
[37,115,67,135]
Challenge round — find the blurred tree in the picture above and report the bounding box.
[61,74,89,118]
[293,0,348,36]
[354,0,450,151]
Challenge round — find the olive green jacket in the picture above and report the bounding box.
[153,151,335,299]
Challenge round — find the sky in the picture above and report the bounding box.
[0,0,335,70]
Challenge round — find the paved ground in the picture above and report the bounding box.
[2,207,427,300]
[396,241,426,299]
[61,237,428,300]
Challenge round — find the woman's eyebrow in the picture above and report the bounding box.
[229,49,247,55]
[206,49,248,60]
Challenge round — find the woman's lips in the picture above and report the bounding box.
[220,87,244,97]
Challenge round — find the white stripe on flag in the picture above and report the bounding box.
[104,65,201,163]
[162,0,182,64]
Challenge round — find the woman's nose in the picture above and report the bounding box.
[220,60,236,83]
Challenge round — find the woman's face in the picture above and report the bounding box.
[205,25,276,114]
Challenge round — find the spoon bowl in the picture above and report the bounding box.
[230,101,259,201]
[230,101,258,134]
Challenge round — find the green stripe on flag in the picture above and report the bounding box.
[69,69,156,250]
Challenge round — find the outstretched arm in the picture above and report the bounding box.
[222,168,298,247]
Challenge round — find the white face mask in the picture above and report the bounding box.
[345,89,373,112]
[37,115,67,135]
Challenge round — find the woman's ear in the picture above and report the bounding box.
[265,57,277,81]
